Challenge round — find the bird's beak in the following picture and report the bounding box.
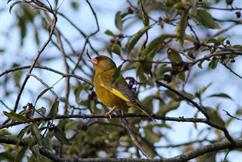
[89,58,98,65]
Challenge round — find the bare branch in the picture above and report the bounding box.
[0,136,63,162]
[0,65,92,85]
[155,81,235,145]
[0,114,207,130]
[0,136,242,162]
[13,3,58,112]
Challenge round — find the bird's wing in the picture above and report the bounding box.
[99,69,153,120]
[98,69,138,103]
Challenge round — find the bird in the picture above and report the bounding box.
[90,55,152,120]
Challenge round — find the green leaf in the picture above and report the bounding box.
[137,63,149,82]
[115,11,123,30]
[71,0,79,10]
[207,93,232,100]
[194,9,220,29]
[15,146,27,162]
[206,108,225,127]
[208,59,218,69]
[111,43,121,55]
[112,64,122,83]
[197,151,216,162]
[198,83,212,94]
[159,101,180,115]
[17,125,31,142]
[30,145,40,161]
[0,152,14,161]
[142,34,177,57]
[139,60,152,75]
[168,49,182,63]
[34,27,40,46]
[198,60,204,69]
[36,107,46,116]
[49,99,59,118]
[104,29,114,36]
[3,111,26,122]
[12,63,23,87]
[34,87,53,106]
[74,82,83,103]
[178,72,186,82]
[181,91,196,100]
[136,135,157,158]
[141,6,149,26]
[207,37,225,46]
[165,0,179,7]
[176,10,188,46]
[0,48,5,53]
[18,16,27,45]
[54,127,70,144]
[0,130,10,136]
[126,26,151,53]
[31,123,42,145]
[141,95,155,109]
[144,128,161,143]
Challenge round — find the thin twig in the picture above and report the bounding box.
[156,80,235,145]
[222,63,242,80]
[223,109,242,121]
[0,65,92,85]
[13,5,57,112]
[156,139,216,148]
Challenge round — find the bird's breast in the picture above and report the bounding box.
[94,75,126,108]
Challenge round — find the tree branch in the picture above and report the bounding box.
[0,135,241,162]
[0,114,207,130]
[0,136,63,162]
[0,65,92,85]
[13,3,58,112]
[155,81,235,145]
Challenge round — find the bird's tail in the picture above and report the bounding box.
[119,114,155,158]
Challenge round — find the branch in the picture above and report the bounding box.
[204,6,242,11]
[156,81,208,118]
[0,65,92,85]
[1,135,242,162]
[0,136,63,162]
[71,0,100,74]
[223,109,242,121]
[0,114,207,129]
[13,4,58,112]
[191,48,242,65]
[165,140,242,162]
[222,63,242,80]
[155,81,235,145]
[156,139,216,148]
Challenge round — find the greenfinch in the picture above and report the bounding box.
[90,55,152,119]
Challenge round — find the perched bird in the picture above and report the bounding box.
[90,55,152,119]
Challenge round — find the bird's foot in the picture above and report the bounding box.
[105,111,113,119]
[106,106,116,119]
[121,111,126,117]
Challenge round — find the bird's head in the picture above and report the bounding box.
[90,55,117,73]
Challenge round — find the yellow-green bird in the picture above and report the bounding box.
[90,55,152,119]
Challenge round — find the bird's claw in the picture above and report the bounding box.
[105,112,112,120]
[121,111,125,117]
